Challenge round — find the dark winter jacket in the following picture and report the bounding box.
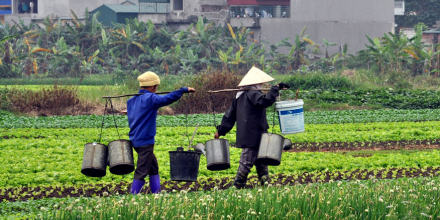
[217,86,280,148]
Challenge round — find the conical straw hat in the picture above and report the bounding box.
[238,66,275,87]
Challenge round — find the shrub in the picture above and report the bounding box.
[175,71,243,114]
[0,64,21,78]
[284,72,354,90]
[0,87,12,111]
[6,85,93,115]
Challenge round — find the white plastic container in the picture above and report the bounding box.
[275,99,305,134]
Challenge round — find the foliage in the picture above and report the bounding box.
[3,120,440,188]
[395,0,440,28]
[287,88,440,109]
[4,108,440,129]
[37,177,440,219]
[284,72,354,90]
[0,12,439,78]
[1,85,92,115]
[360,24,440,75]
[175,70,243,114]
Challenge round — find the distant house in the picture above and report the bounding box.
[0,0,12,24]
[91,4,138,27]
[4,0,130,25]
[3,0,397,55]
[422,21,440,45]
[121,0,136,5]
[228,0,395,54]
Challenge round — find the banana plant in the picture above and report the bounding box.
[227,50,246,71]
[81,49,103,75]
[321,53,341,72]
[321,38,337,59]
[419,46,440,75]
[50,37,82,76]
[218,47,233,71]
[365,35,388,73]
[109,24,146,60]
[188,17,224,59]
[290,27,314,70]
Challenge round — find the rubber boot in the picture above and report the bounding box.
[257,167,270,186]
[130,179,145,195]
[149,175,161,194]
[233,171,249,189]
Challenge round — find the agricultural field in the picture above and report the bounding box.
[2,109,440,219]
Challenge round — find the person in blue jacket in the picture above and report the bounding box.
[127,71,195,194]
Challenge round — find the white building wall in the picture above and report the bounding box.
[232,0,395,54]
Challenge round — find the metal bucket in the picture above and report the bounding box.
[81,143,108,177]
[283,138,293,151]
[108,140,135,175]
[256,133,285,166]
[205,139,230,171]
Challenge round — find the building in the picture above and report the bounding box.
[91,4,139,27]
[3,0,398,55]
[422,21,440,45]
[136,0,228,25]
[4,0,129,25]
[227,0,395,54]
[0,0,12,24]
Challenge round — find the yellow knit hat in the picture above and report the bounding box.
[138,71,161,87]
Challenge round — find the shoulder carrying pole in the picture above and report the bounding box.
[102,91,172,99]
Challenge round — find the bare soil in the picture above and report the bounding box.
[2,167,439,202]
[286,140,440,153]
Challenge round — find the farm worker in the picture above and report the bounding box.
[214,66,290,189]
[127,71,196,194]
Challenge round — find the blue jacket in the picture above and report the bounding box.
[127,88,188,147]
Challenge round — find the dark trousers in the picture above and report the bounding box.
[237,148,268,175]
[133,144,159,181]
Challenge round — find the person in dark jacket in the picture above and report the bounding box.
[214,67,290,189]
[127,71,195,194]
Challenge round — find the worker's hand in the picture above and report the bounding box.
[214,132,219,139]
[121,110,127,115]
[277,83,290,90]
[185,87,196,93]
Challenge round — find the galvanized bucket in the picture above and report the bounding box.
[283,138,293,151]
[81,143,108,177]
[108,140,135,175]
[205,139,230,171]
[256,133,285,166]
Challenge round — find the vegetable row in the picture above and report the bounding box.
[3,176,440,219]
[2,121,440,188]
[3,108,440,129]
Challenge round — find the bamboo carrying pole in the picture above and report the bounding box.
[207,88,288,93]
[102,91,173,99]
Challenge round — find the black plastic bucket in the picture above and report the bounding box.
[169,148,202,182]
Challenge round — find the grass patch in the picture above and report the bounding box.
[0,75,117,86]
[33,176,440,220]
